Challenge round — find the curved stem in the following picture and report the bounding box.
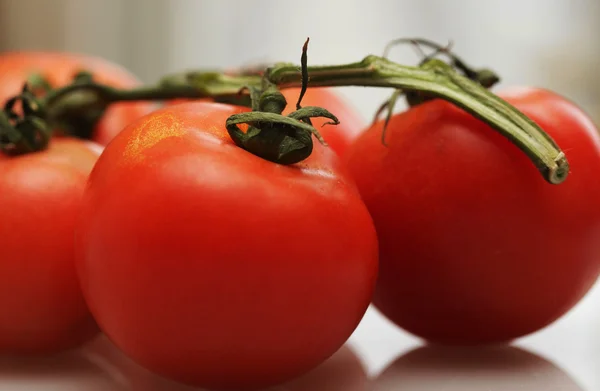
[382,37,500,88]
[265,56,568,184]
[0,52,569,184]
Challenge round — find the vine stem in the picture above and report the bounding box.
[265,56,569,184]
[0,55,568,184]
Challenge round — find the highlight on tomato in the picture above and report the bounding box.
[345,85,600,345]
[75,100,379,390]
[0,51,154,145]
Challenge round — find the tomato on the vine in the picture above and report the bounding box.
[75,101,378,390]
[345,87,600,344]
[0,138,102,353]
[0,52,154,145]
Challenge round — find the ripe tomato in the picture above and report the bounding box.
[0,138,102,353]
[280,87,364,157]
[75,101,378,390]
[0,52,155,145]
[345,87,600,344]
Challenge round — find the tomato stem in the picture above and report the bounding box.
[264,56,568,184]
[225,38,339,165]
[383,37,500,89]
[0,39,569,184]
[0,84,52,155]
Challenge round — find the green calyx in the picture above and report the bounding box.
[225,42,339,165]
[0,84,51,155]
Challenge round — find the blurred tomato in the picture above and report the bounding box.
[0,139,102,353]
[0,51,155,144]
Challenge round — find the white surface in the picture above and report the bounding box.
[1,280,599,391]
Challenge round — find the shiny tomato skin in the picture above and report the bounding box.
[0,139,101,353]
[76,102,378,390]
[280,87,365,157]
[345,87,600,344]
[0,52,155,144]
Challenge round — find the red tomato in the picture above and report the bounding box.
[75,101,378,390]
[345,87,600,344]
[0,52,155,145]
[0,138,101,353]
[281,87,364,157]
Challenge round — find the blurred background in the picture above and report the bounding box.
[1,0,599,125]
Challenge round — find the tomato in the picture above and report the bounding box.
[75,101,378,390]
[280,87,365,157]
[345,87,600,344]
[375,345,583,390]
[0,138,102,353]
[0,52,155,145]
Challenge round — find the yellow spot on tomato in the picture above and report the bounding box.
[122,113,186,163]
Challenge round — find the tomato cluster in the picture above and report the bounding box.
[1,48,599,391]
[0,52,153,354]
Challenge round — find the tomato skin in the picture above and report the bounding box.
[345,87,600,344]
[280,87,364,157]
[0,139,101,353]
[76,102,378,390]
[0,52,155,144]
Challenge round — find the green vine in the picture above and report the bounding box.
[0,38,569,184]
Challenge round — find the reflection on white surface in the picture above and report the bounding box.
[270,345,368,391]
[348,279,600,391]
[373,345,584,391]
[82,335,369,391]
[1,280,600,390]
[0,347,122,391]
